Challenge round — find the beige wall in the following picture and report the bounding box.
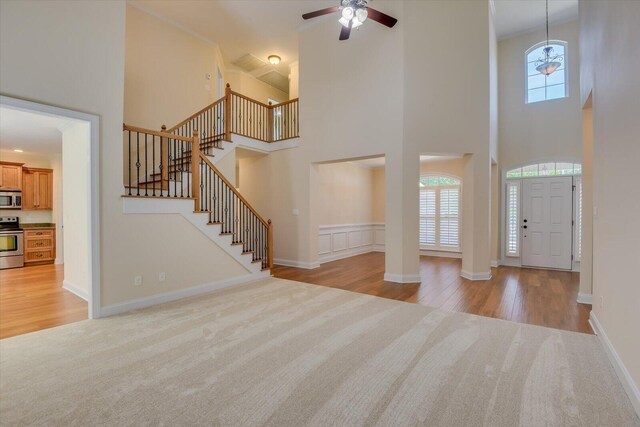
[288,62,299,100]
[580,0,640,396]
[579,105,593,297]
[371,166,385,223]
[1,0,248,309]
[226,69,288,104]
[125,4,226,130]
[316,162,373,226]
[62,123,90,294]
[498,20,582,169]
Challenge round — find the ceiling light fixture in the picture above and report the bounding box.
[339,0,368,29]
[535,0,562,76]
[13,149,23,153]
[268,55,281,65]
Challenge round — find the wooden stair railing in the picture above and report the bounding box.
[197,153,273,270]
[164,84,299,145]
[123,124,273,270]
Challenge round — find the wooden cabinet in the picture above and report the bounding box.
[24,228,56,265]
[0,162,23,191]
[22,168,53,210]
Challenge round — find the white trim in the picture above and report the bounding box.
[274,258,320,269]
[384,273,421,284]
[1,95,101,319]
[420,250,462,259]
[63,280,88,301]
[589,312,640,418]
[491,260,499,268]
[100,272,268,317]
[461,270,492,281]
[231,134,300,153]
[318,223,383,264]
[577,293,593,304]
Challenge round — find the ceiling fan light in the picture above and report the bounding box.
[351,18,363,29]
[355,8,368,23]
[341,6,354,20]
[338,16,351,27]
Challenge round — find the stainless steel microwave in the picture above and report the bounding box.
[0,191,22,209]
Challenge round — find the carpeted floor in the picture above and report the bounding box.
[1,278,638,426]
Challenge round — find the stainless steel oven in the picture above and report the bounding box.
[0,191,22,209]
[0,217,24,269]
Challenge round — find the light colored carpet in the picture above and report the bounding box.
[1,278,638,426]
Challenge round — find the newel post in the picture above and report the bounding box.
[267,219,273,270]
[191,129,200,211]
[224,83,232,141]
[160,125,169,190]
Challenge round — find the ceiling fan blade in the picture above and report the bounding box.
[339,21,352,41]
[367,7,398,28]
[302,6,340,20]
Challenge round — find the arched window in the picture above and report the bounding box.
[419,175,461,251]
[526,41,568,103]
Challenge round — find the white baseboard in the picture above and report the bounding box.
[384,273,421,284]
[419,249,462,259]
[589,312,640,418]
[577,293,593,305]
[319,247,374,264]
[55,258,64,265]
[460,270,492,281]
[273,258,320,269]
[491,260,499,268]
[63,280,88,301]
[99,272,268,317]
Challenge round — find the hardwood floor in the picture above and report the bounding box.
[272,252,593,334]
[0,264,87,339]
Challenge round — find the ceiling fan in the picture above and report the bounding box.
[302,0,398,41]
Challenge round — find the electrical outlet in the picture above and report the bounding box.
[134,276,143,286]
[159,272,166,282]
[599,295,604,310]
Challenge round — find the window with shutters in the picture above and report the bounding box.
[419,175,461,251]
[505,181,520,257]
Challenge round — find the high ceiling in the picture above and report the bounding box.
[0,107,64,154]
[493,0,579,40]
[130,0,579,77]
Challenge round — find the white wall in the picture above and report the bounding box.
[288,61,299,100]
[498,20,582,169]
[580,0,640,407]
[0,0,248,309]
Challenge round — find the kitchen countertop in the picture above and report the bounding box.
[21,223,56,229]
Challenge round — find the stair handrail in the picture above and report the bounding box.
[164,84,299,143]
[198,152,273,269]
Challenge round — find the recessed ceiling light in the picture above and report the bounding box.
[13,149,23,153]
[268,55,281,65]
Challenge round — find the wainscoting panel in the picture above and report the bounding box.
[318,223,385,264]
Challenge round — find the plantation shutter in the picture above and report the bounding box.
[439,188,460,247]
[506,181,520,257]
[575,177,582,261]
[419,188,436,245]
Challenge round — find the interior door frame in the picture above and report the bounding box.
[0,95,101,318]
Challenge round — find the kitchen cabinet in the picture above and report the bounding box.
[24,228,56,265]
[0,162,23,191]
[22,168,53,210]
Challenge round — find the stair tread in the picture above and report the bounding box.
[207,221,223,225]
[242,250,255,255]
[231,241,246,246]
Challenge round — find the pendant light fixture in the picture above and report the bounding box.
[535,0,562,76]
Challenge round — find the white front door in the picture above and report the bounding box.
[521,176,573,269]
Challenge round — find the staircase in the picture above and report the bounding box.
[122,84,299,273]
